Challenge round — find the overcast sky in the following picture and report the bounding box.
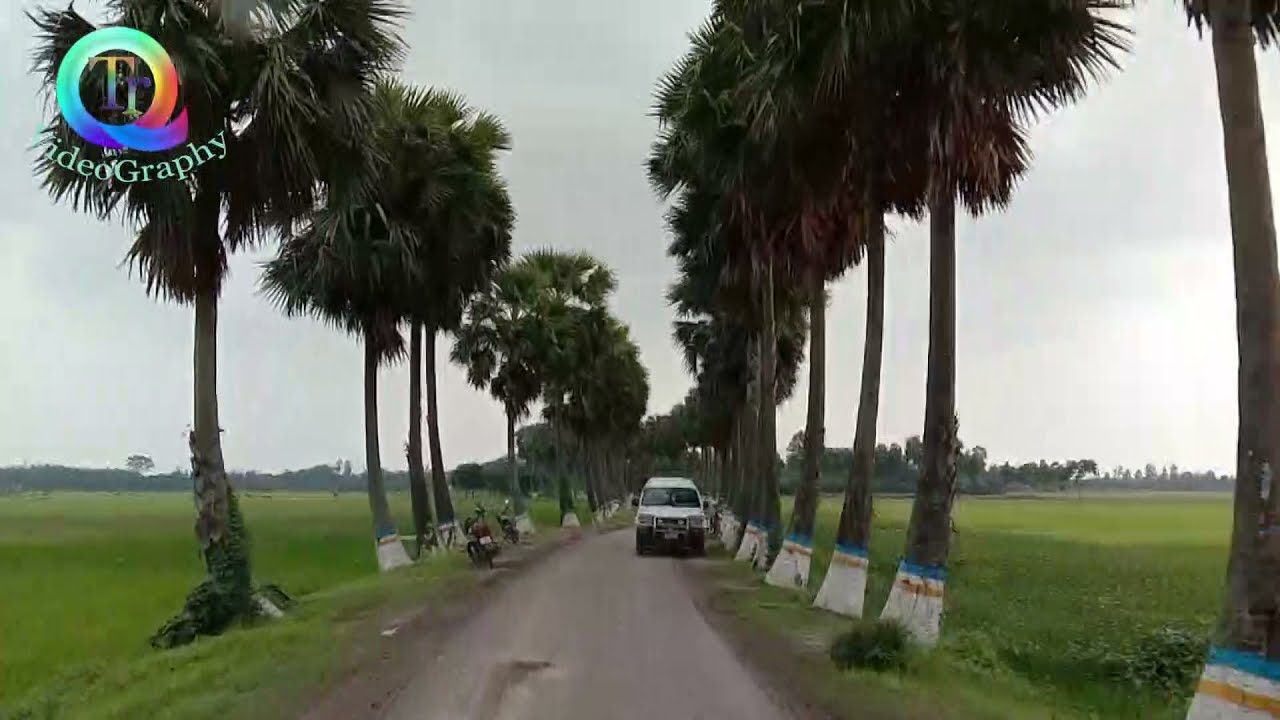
[1,1,1277,475]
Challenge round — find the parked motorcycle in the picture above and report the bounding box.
[464,505,499,569]
[496,500,521,545]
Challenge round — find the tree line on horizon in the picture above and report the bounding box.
[0,438,1232,496]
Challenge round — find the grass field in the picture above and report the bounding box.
[0,491,1230,719]
[0,491,580,718]
[723,493,1231,719]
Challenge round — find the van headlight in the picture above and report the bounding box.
[689,514,706,529]
[637,513,654,526]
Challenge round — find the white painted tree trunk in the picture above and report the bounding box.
[254,594,284,618]
[765,534,813,590]
[562,512,580,528]
[813,544,869,617]
[719,513,737,546]
[752,535,771,571]
[375,533,413,572]
[734,522,761,562]
[1186,649,1280,719]
[515,513,535,537]
[878,561,945,646]
[438,521,465,549]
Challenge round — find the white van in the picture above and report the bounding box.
[632,477,707,556]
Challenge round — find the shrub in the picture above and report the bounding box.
[829,619,912,672]
[943,629,1005,673]
[1117,627,1207,696]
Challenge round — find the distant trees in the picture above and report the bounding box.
[775,436,1227,496]
[125,455,155,475]
[450,463,487,494]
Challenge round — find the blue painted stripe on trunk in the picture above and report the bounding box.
[835,543,867,558]
[784,533,813,547]
[1208,647,1280,682]
[899,560,947,581]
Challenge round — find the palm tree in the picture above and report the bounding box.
[881,0,1128,648]
[815,218,887,617]
[387,88,513,551]
[261,80,469,573]
[556,308,650,521]
[30,0,403,645]
[757,0,1127,643]
[1183,1,1280,712]
[452,251,613,533]
[651,15,828,571]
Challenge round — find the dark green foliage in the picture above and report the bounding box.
[829,619,912,672]
[1115,627,1207,695]
[150,491,253,649]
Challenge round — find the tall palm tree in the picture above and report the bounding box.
[557,309,650,520]
[883,0,1127,648]
[452,251,613,532]
[387,87,513,550]
[709,0,1126,633]
[30,0,404,645]
[1183,2,1280,714]
[651,14,833,571]
[261,80,467,573]
[764,0,1126,644]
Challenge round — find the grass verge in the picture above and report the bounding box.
[0,492,582,720]
[700,494,1224,719]
[1,553,470,720]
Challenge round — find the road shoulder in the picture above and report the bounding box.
[301,528,586,720]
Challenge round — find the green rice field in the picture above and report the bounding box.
[0,491,1231,718]
[737,493,1233,718]
[0,491,576,716]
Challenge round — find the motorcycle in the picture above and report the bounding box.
[464,505,499,569]
[496,500,521,545]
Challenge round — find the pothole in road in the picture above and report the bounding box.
[473,658,558,720]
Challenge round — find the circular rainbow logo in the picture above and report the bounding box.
[55,27,188,151]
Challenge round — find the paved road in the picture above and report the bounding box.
[383,529,795,720]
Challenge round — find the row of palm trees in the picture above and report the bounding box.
[31,0,646,647]
[652,0,1280,706]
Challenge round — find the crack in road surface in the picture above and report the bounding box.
[383,530,796,720]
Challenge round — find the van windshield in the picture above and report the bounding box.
[640,487,700,508]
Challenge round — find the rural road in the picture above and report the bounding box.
[382,529,797,720]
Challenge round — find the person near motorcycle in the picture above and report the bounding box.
[465,504,499,569]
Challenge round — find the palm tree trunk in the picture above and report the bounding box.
[906,190,959,567]
[759,261,782,558]
[882,191,957,645]
[506,407,526,515]
[364,325,406,572]
[838,219,886,551]
[424,330,455,527]
[814,221,884,616]
[584,439,600,514]
[790,280,826,541]
[1209,0,1280,655]
[724,412,740,510]
[191,283,251,607]
[555,421,574,516]
[406,324,431,553]
[732,398,752,531]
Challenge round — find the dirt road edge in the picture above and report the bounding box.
[301,528,597,720]
[678,557,847,720]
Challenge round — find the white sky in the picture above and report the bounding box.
[0,1,1277,475]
